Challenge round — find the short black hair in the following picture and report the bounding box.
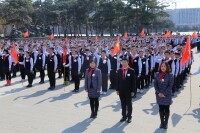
[89,58,97,64]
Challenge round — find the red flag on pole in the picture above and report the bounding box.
[191,32,197,39]
[112,36,120,55]
[123,32,128,39]
[95,35,99,41]
[164,31,171,38]
[24,31,29,38]
[11,45,18,64]
[181,37,191,67]
[63,45,67,64]
[49,33,54,40]
[140,28,145,37]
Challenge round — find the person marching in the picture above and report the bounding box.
[70,47,81,92]
[62,45,71,85]
[116,57,136,123]
[46,47,58,90]
[18,48,26,82]
[2,49,12,86]
[154,62,174,129]
[98,50,111,95]
[35,48,46,84]
[24,51,34,87]
[85,59,102,118]
[109,47,118,90]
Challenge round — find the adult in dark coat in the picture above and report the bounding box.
[85,59,102,118]
[116,57,136,123]
[154,62,174,129]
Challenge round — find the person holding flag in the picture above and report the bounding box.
[62,45,71,85]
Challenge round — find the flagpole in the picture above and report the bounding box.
[184,74,192,115]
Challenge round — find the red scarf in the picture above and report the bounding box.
[159,72,166,81]
[89,67,96,77]
[122,66,129,79]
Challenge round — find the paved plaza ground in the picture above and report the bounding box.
[0,50,200,133]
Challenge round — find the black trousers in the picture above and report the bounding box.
[0,65,5,80]
[145,72,150,87]
[172,76,176,93]
[89,98,99,114]
[5,70,11,80]
[58,69,62,78]
[36,66,45,82]
[110,70,117,89]
[138,74,145,89]
[119,93,132,119]
[102,73,108,92]
[12,64,17,77]
[62,67,70,81]
[159,105,170,125]
[176,74,181,89]
[19,65,25,80]
[72,74,80,90]
[26,70,33,85]
[48,70,56,87]
[33,67,36,78]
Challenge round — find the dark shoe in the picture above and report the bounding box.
[48,87,52,90]
[127,118,132,123]
[120,117,127,122]
[163,123,168,129]
[90,113,94,118]
[159,123,164,129]
[39,81,44,84]
[72,89,79,92]
[26,84,32,88]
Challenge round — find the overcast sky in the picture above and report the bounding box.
[167,0,200,9]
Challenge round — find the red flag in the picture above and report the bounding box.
[65,36,69,42]
[112,36,120,55]
[11,45,18,64]
[164,31,171,38]
[181,37,191,67]
[123,32,128,39]
[95,35,98,41]
[140,28,145,37]
[63,45,67,63]
[49,33,54,40]
[24,31,29,38]
[191,32,197,39]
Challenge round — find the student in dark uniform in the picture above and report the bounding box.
[154,62,174,129]
[47,48,58,90]
[62,50,71,85]
[35,49,46,84]
[109,47,118,90]
[0,51,5,81]
[129,49,139,97]
[56,52,62,79]
[24,51,34,87]
[82,48,91,78]
[138,51,148,93]
[2,49,12,86]
[18,48,25,82]
[70,47,81,92]
[85,59,102,118]
[98,50,111,95]
[116,57,136,123]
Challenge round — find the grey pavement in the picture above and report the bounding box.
[0,51,200,133]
